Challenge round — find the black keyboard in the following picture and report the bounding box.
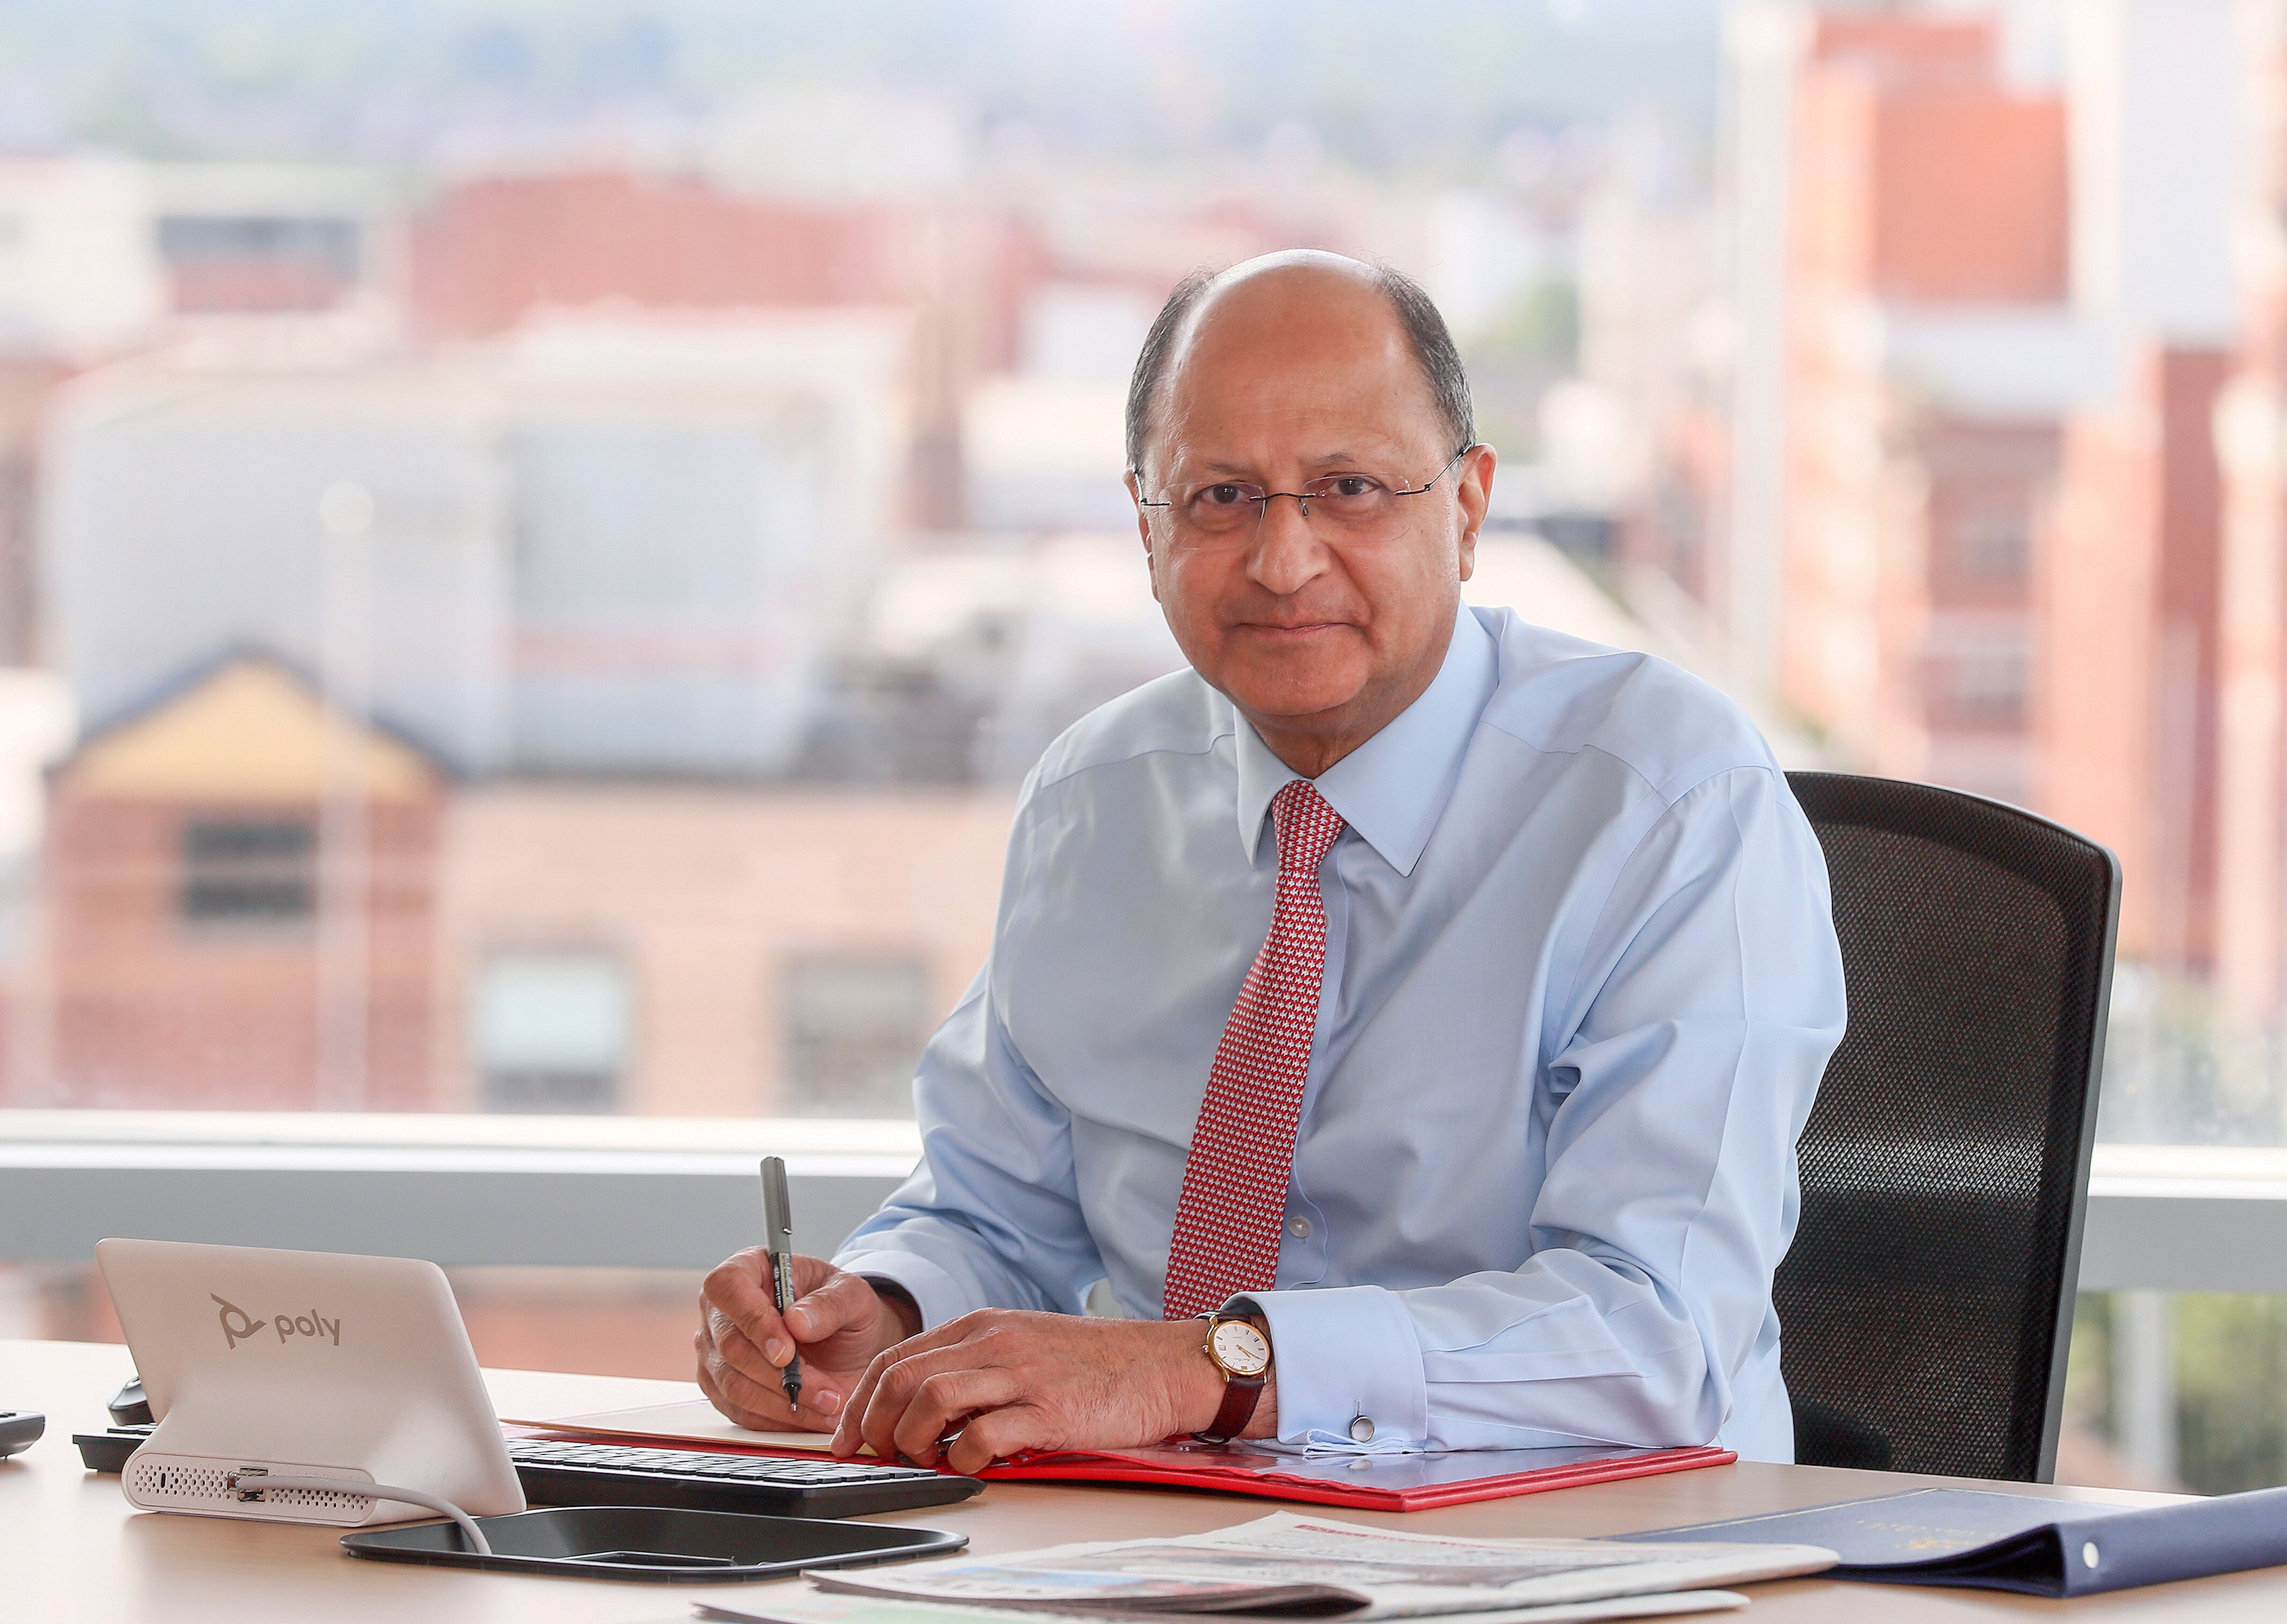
[75,1423,982,1519]
[505,1438,982,1518]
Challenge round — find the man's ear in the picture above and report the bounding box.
[1455,443,1495,583]
[1126,469,1149,553]
[1126,469,1163,603]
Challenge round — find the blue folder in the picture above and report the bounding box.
[1615,1485,2287,1597]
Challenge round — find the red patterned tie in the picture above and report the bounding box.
[1163,779,1347,1320]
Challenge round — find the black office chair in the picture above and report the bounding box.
[1776,771,2120,1481]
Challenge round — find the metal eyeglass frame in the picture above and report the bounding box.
[1135,444,1476,526]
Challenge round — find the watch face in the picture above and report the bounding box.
[1209,1319,1271,1378]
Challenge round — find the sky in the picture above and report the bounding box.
[0,0,1724,174]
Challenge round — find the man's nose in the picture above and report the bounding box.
[1245,493,1331,595]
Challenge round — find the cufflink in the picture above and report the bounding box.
[1348,1415,1374,1443]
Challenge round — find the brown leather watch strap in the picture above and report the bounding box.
[1201,1371,1264,1443]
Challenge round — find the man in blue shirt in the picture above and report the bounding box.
[696,251,1846,1471]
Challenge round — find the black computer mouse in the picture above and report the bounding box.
[108,1375,152,1427]
[0,1410,45,1457]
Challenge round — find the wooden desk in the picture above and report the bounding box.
[3,1337,2280,1621]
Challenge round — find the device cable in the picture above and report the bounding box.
[223,1472,493,1555]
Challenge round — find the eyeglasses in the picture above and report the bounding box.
[1136,445,1474,547]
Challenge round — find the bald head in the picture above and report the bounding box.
[1124,252,1474,478]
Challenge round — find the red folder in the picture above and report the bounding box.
[511,1423,1732,1513]
[978,1440,1734,1512]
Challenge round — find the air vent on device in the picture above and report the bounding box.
[126,1453,371,1523]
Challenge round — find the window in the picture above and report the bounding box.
[154,214,363,312]
[473,952,632,1114]
[1,0,2282,1500]
[1958,509,2031,582]
[156,214,360,274]
[781,956,932,1118]
[1949,643,2029,726]
[178,817,316,929]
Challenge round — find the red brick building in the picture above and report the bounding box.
[1776,12,2071,803]
[1743,9,2258,993]
[14,651,1017,1118]
[25,655,444,1109]
[406,171,933,340]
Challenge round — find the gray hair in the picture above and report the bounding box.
[1123,261,1476,475]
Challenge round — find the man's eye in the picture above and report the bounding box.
[1200,484,1251,506]
[1329,476,1380,499]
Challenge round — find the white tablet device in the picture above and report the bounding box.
[96,1238,526,1527]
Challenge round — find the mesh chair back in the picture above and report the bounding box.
[1776,772,2120,1481]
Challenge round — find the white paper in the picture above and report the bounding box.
[802,1511,1834,1618]
[511,1397,860,1453]
[695,1587,1751,1624]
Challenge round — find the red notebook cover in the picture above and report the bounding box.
[978,1440,1734,1512]
[510,1422,1732,1513]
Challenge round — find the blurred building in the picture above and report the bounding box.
[407,167,996,528]
[961,278,1159,533]
[805,533,1185,786]
[1571,111,1716,578]
[438,782,1010,1117]
[12,648,1014,1115]
[2043,0,2253,998]
[2213,0,2287,1017]
[0,159,165,357]
[0,158,393,356]
[0,358,60,666]
[406,171,929,340]
[1676,3,2266,1005]
[0,158,397,672]
[1772,10,2078,806]
[43,307,912,780]
[25,655,444,1110]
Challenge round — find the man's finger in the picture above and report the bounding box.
[945,1403,1049,1475]
[832,1343,896,1456]
[695,1340,786,1430]
[851,1328,1021,1459]
[888,1368,1024,1465]
[706,1305,784,1388]
[782,1267,887,1343]
[703,1339,793,1423]
[830,1315,980,1454]
[714,1344,847,1431]
[702,1309,855,1429]
[703,1250,792,1357]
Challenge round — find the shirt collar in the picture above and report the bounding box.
[1231,603,1498,876]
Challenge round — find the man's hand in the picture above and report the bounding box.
[695,1250,922,1431]
[829,1310,1275,1474]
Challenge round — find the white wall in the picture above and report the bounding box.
[44,311,914,776]
[0,159,165,358]
[2068,0,2245,343]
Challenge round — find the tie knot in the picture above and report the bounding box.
[1270,780,1345,875]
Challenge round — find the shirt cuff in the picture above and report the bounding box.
[1251,1284,1428,1451]
[833,1249,970,1332]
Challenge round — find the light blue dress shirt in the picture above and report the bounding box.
[837,604,1846,1462]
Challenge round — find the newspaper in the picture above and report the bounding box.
[695,1585,1753,1624]
[791,1512,1835,1619]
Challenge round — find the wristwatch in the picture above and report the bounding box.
[1194,1300,1272,1444]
